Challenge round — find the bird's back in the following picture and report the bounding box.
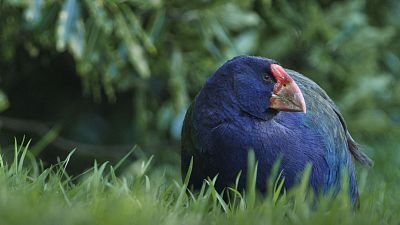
[289,70,373,167]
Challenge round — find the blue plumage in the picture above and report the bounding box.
[181,56,372,205]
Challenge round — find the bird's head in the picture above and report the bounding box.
[205,56,306,120]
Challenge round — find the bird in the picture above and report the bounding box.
[181,55,373,205]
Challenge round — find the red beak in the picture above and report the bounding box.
[269,64,306,113]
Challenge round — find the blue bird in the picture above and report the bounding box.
[181,56,373,205]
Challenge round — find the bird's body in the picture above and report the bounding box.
[181,56,372,205]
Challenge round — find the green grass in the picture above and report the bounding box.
[0,138,399,225]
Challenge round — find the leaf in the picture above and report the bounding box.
[216,3,260,30]
[68,15,85,58]
[121,4,156,54]
[0,90,9,112]
[56,0,85,58]
[24,0,44,25]
[246,150,257,209]
[56,0,78,51]
[148,9,166,43]
[113,4,150,78]
[84,0,113,34]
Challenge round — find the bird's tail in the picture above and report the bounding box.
[346,131,374,167]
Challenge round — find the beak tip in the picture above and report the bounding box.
[301,99,307,113]
[295,93,307,113]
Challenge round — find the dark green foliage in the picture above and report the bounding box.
[1,0,399,148]
[0,0,400,174]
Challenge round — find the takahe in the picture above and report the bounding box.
[181,56,372,205]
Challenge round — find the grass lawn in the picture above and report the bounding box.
[0,138,399,225]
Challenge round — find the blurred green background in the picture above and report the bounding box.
[0,0,399,171]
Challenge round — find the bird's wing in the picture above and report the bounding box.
[287,69,373,167]
[181,102,197,171]
[181,101,211,188]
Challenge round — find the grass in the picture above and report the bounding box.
[0,138,399,225]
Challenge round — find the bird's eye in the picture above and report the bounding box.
[263,74,273,82]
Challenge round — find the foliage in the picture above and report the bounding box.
[1,0,399,147]
[0,139,399,225]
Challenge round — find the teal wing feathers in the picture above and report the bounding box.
[288,69,373,167]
